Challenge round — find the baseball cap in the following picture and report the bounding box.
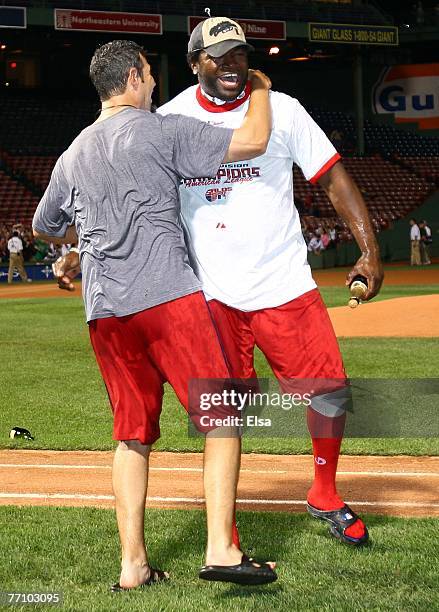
[188,17,254,58]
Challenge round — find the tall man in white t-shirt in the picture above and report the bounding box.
[158,17,384,546]
[54,19,383,546]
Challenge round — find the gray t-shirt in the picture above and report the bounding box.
[33,108,233,322]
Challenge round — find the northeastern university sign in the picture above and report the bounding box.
[54,9,162,35]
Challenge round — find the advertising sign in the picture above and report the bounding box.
[54,9,162,35]
[188,16,286,41]
[373,64,439,130]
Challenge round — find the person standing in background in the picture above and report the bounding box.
[419,220,432,265]
[7,230,31,283]
[409,218,422,266]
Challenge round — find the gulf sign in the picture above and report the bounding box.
[373,64,439,130]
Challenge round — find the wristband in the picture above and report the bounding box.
[69,247,80,254]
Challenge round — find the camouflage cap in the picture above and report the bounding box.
[188,17,254,58]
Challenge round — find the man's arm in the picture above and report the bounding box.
[32,155,77,245]
[318,161,384,299]
[33,224,78,245]
[223,69,272,163]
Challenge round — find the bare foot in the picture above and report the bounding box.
[119,561,152,589]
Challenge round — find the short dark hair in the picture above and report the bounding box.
[186,50,201,68]
[90,40,146,101]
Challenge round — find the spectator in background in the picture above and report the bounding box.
[12,222,24,234]
[0,235,7,262]
[43,242,59,262]
[34,237,49,261]
[409,218,422,266]
[419,220,432,265]
[7,230,31,283]
[21,228,35,262]
[320,226,330,250]
[307,232,324,255]
[328,220,337,246]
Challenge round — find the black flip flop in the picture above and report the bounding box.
[306,503,369,545]
[199,554,277,586]
[111,568,169,592]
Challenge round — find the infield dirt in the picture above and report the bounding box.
[1,267,437,517]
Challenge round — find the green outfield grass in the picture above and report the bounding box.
[0,506,437,612]
[0,288,438,455]
[319,284,439,308]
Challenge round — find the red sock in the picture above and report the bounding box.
[307,436,344,510]
[307,410,365,539]
[232,509,241,548]
[308,437,365,539]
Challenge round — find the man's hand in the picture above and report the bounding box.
[248,69,271,91]
[346,253,384,300]
[223,69,272,163]
[52,251,81,292]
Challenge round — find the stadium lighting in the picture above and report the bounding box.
[5,82,9,86]
[0,44,6,50]
[10,61,17,69]
[269,46,280,55]
[288,56,310,62]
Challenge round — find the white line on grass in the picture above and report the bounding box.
[0,492,438,509]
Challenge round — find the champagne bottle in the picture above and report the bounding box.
[348,275,368,308]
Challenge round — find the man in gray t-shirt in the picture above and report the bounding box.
[34,106,229,322]
[33,40,276,588]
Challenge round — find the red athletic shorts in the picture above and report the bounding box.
[207,288,346,384]
[89,291,231,445]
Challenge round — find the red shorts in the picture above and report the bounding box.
[207,288,346,383]
[89,291,231,445]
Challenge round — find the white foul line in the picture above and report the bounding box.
[0,464,112,470]
[0,464,438,477]
[0,492,438,509]
[0,464,285,475]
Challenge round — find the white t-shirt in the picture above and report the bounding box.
[158,85,340,310]
[410,224,421,240]
[7,236,23,254]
